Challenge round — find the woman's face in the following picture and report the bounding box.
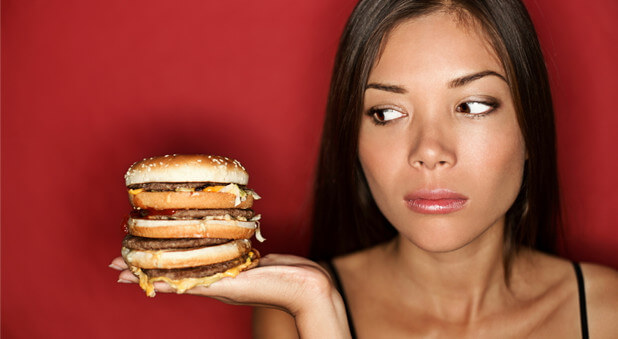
[358,13,526,253]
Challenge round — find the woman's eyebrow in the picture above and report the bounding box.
[365,70,506,93]
[448,70,507,88]
[365,83,407,94]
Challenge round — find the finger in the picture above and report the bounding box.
[153,281,177,294]
[109,257,128,270]
[118,270,139,283]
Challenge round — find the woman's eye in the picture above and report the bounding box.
[370,108,406,124]
[456,101,497,115]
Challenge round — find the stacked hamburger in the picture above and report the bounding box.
[121,154,263,297]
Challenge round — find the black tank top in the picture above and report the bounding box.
[326,261,589,338]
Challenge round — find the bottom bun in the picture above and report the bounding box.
[129,249,259,297]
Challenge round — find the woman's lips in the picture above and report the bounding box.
[404,189,468,214]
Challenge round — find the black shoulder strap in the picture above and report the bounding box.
[324,260,358,339]
[572,262,589,339]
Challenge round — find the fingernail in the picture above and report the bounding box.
[109,264,123,270]
[117,279,133,284]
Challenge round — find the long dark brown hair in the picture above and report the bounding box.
[309,0,561,275]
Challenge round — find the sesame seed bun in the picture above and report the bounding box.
[125,154,249,186]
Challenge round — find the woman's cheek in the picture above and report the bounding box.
[473,129,526,216]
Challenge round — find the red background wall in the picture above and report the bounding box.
[2,1,616,338]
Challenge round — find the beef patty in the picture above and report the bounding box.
[128,182,246,191]
[131,208,255,220]
[122,234,230,250]
[142,252,252,280]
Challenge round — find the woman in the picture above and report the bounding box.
[112,0,618,337]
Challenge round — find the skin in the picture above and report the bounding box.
[111,12,618,339]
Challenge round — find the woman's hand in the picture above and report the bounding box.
[109,254,351,339]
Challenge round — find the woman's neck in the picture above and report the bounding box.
[384,221,513,323]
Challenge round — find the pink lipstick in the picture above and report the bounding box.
[404,189,468,214]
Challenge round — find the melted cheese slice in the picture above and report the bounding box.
[127,184,260,207]
[203,185,225,192]
[131,251,256,297]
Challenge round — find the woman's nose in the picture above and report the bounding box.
[407,115,457,170]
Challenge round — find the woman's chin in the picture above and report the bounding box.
[391,214,505,255]
[397,227,495,255]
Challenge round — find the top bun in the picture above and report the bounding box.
[125,154,249,186]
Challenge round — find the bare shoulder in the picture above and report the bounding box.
[580,261,618,295]
[580,262,618,337]
[252,307,299,339]
[512,252,617,337]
